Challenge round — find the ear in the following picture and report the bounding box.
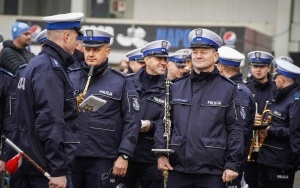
[105,46,111,57]
[144,56,150,66]
[63,32,70,43]
[213,51,219,63]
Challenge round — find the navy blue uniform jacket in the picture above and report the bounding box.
[154,72,244,175]
[12,40,78,177]
[0,68,16,161]
[128,67,166,163]
[258,83,300,170]
[67,61,140,158]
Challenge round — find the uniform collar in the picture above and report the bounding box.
[250,74,273,90]
[274,83,299,102]
[42,40,74,68]
[80,59,109,77]
[191,66,219,82]
[133,67,165,91]
[229,73,243,83]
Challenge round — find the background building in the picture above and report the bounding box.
[0,0,299,68]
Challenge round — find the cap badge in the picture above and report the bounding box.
[255,52,261,58]
[162,41,168,48]
[195,29,202,37]
[86,30,94,37]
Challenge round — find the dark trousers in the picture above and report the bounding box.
[118,161,163,188]
[166,171,226,188]
[258,164,295,188]
[244,162,259,188]
[10,171,73,188]
[71,157,116,188]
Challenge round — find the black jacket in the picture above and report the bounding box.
[0,40,35,74]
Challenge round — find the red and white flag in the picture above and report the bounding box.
[5,152,23,173]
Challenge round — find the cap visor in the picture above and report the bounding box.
[250,62,270,66]
[82,43,104,48]
[190,44,215,49]
[150,54,168,58]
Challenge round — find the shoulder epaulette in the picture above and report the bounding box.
[294,92,300,100]
[67,67,81,73]
[125,72,135,78]
[50,57,62,70]
[0,68,15,78]
[110,68,126,78]
[219,74,236,85]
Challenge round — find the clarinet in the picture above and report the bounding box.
[152,78,174,155]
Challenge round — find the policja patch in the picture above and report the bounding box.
[240,106,246,120]
[132,97,139,111]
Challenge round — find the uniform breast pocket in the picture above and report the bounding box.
[92,93,122,112]
[89,120,116,132]
[234,97,250,122]
[88,120,118,150]
[128,90,140,112]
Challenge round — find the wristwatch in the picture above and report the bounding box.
[120,154,129,160]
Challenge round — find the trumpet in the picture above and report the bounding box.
[76,66,94,111]
[247,101,272,162]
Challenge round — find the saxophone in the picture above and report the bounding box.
[247,101,272,162]
[76,66,94,111]
[152,78,174,155]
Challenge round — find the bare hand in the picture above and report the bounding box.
[140,120,151,132]
[255,114,262,124]
[0,160,6,173]
[113,156,128,177]
[48,176,67,188]
[259,126,270,137]
[222,169,238,182]
[157,156,173,171]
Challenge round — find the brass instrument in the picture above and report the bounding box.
[76,66,94,111]
[248,101,273,162]
[152,78,174,155]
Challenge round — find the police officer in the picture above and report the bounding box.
[257,59,300,188]
[244,51,275,188]
[0,68,16,173]
[175,48,192,75]
[167,52,186,82]
[217,46,255,188]
[119,40,171,188]
[10,12,84,188]
[68,28,140,188]
[154,28,244,188]
[272,56,294,73]
[126,48,145,73]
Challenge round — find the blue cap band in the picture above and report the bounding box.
[191,37,219,49]
[143,48,168,57]
[168,57,186,64]
[46,21,80,30]
[39,36,47,44]
[218,57,240,67]
[250,57,271,64]
[129,54,143,61]
[277,68,297,79]
[80,36,111,43]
